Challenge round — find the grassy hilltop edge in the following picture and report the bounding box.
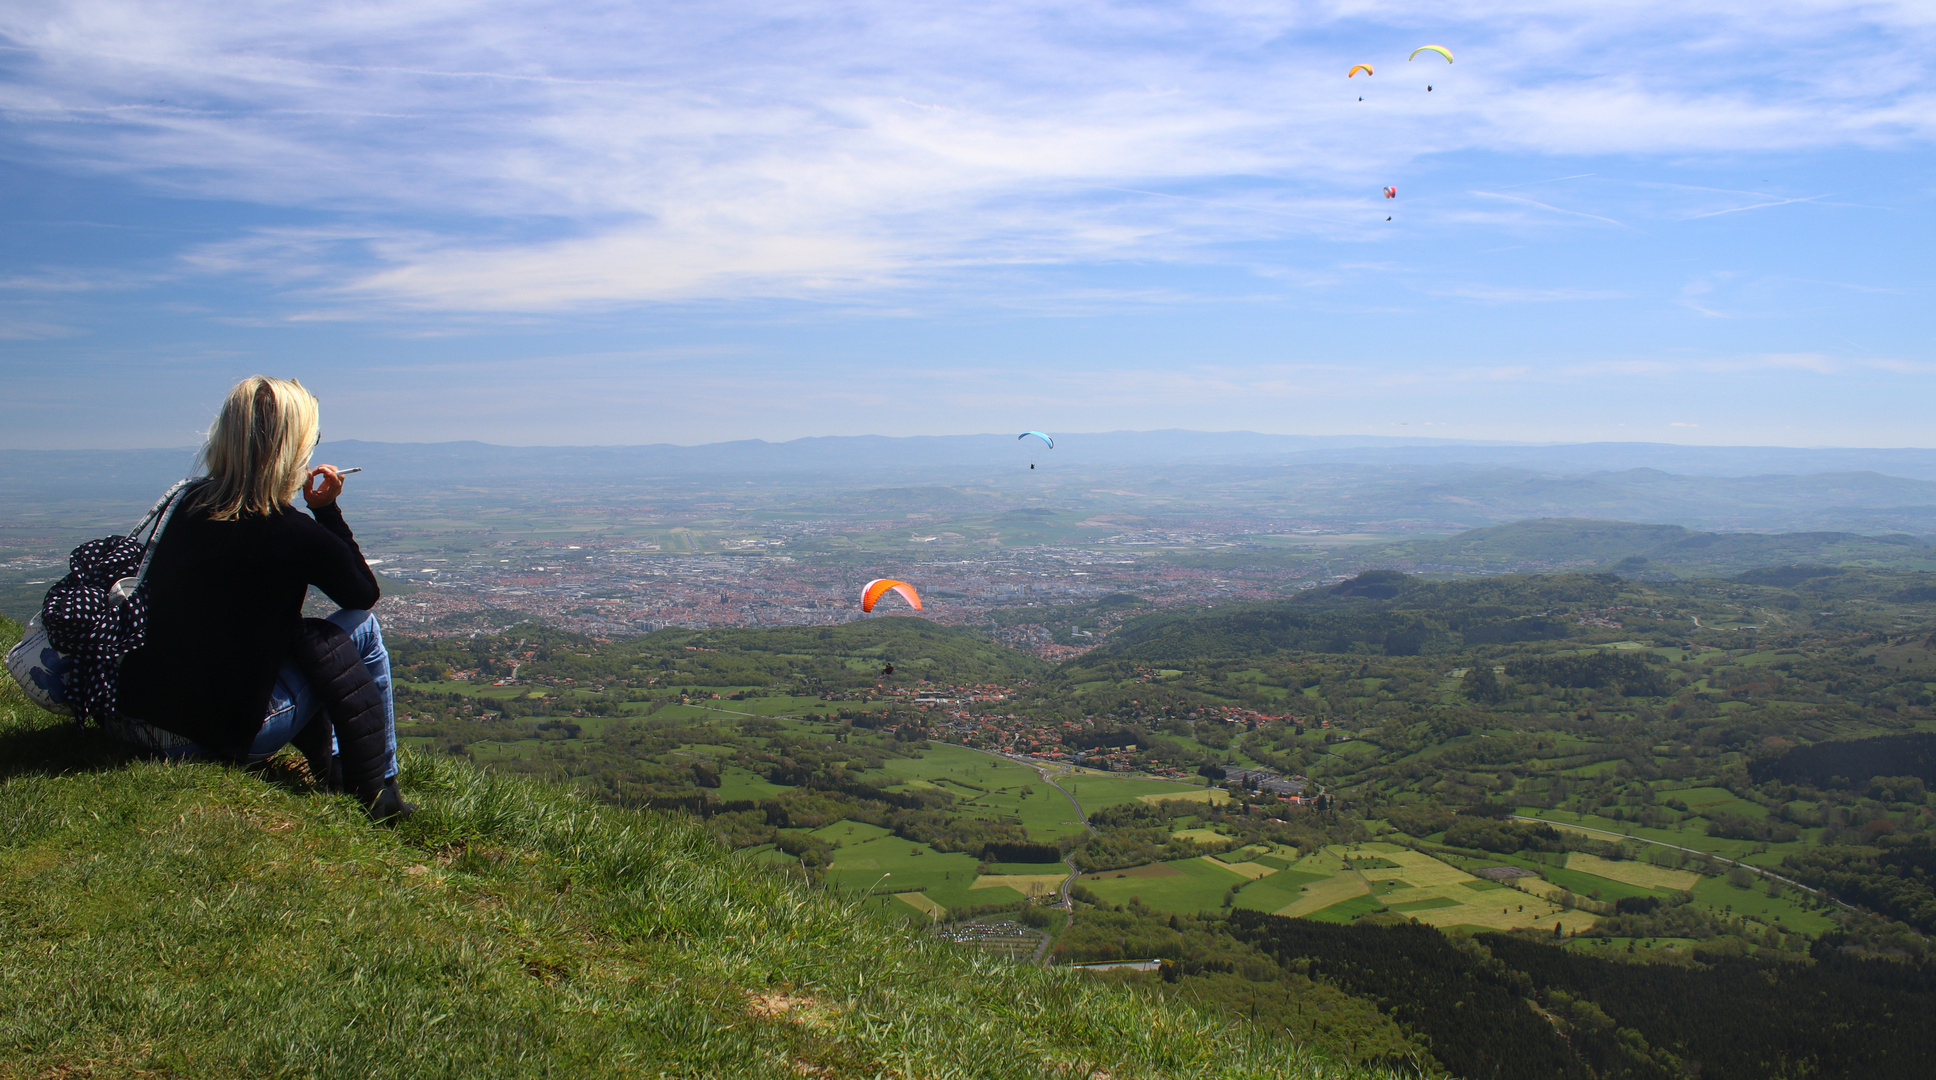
[0,617,1396,1080]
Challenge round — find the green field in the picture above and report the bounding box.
[860,745,1090,841]
[1514,808,1776,861]
[815,824,999,912]
[1690,875,1837,934]
[715,765,789,800]
[1537,864,1662,903]
[789,743,1225,915]
[1059,774,1219,812]
[1230,867,1328,913]
[1304,894,1387,923]
[854,746,1211,843]
[1081,857,1248,913]
[1672,786,1769,820]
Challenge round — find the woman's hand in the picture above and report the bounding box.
[303,465,345,509]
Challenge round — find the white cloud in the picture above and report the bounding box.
[1433,283,1627,304]
[0,318,79,339]
[2,0,1932,309]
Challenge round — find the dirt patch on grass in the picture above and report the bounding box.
[747,991,837,1030]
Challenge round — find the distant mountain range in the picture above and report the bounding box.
[10,429,1936,482]
[6,431,1936,537]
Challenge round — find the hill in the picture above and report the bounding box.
[0,621,1375,1080]
[1081,561,1936,668]
[1363,518,1934,577]
[1087,572,1634,662]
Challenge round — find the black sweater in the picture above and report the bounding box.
[119,500,380,750]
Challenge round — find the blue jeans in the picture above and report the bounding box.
[111,608,398,780]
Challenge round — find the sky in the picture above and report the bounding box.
[1,0,1933,450]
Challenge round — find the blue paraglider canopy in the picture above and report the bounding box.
[1017,431,1054,449]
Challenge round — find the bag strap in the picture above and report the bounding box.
[129,479,200,590]
[129,480,193,545]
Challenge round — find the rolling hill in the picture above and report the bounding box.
[1364,518,1934,577]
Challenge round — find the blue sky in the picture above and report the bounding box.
[2,0,1932,449]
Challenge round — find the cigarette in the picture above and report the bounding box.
[338,467,363,475]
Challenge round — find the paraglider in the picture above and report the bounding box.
[861,578,922,613]
[1409,45,1453,63]
[1384,187,1396,199]
[1349,64,1372,100]
[1019,430,1052,470]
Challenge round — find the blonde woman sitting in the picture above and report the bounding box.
[115,376,412,819]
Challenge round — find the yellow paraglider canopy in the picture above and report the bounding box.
[1348,64,1373,78]
[1409,45,1453,63]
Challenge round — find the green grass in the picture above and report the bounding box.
[1558,759,1623,778]
[0,629,1388,1079]
[817,831,990,910]
[1689,876,1837,935]
[860,745,1091,841]
[1536,865,1661,903]
[1675,787,1769,821]
[1228,868,1327,914]
[714,764,790,800]
[859,747,1209,844]
[1387,897,1461,912]
[1059,775,1212,813]
[1082,857,1248,914]
[1516,808,1767,860]
[1261,867,1330,888]
[1303,894,1387,924]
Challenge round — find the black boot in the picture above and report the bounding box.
[292,618,404,819]
[289,717,340,792]
[354,777,417,823]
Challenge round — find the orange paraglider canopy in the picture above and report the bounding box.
[861,578,923,613]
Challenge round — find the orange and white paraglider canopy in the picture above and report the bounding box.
[861,578,923,613]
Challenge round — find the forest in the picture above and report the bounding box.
[380,564,1936,1076]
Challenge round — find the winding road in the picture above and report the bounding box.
[958,747,1100,963]
[1510,814,1854,912]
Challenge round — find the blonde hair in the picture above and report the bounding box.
[189,376,321,521]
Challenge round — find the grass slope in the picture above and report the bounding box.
[0,648,1384,1078]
